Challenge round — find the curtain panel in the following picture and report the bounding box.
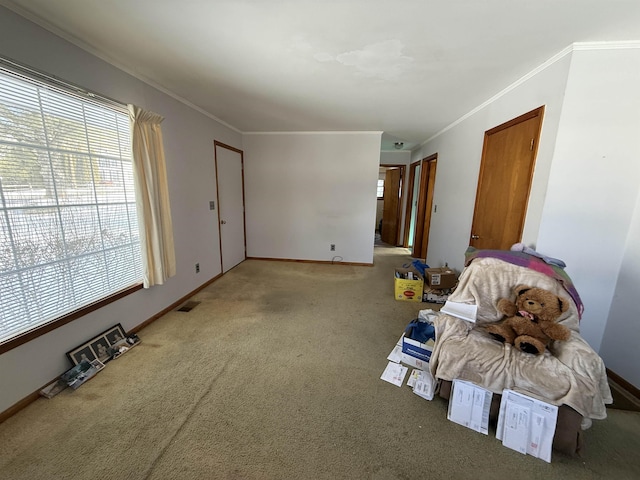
[128,104,176,287]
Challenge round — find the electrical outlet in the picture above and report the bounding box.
[330,244,335,251]
[195,263,200,273]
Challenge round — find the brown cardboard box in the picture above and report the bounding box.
[424,267,458,290]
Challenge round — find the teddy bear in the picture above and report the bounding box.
[484,285,571,355]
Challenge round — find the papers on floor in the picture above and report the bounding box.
[496,390,558,463]
[440,301,478,323]
[386,342,403,363]
[380,361,408,387]
[381,335,435,400]
[412,369,436,400]
[447,380,492,435]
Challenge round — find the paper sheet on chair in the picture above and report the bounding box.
[440,301,478,323]
[496,389,558,463]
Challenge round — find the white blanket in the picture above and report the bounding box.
[429,257,612,420]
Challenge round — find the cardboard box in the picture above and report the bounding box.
[401,336,434,362]
[394,268,424,302]
[423,286,450,304]
[400,353,430,370]
[424,267,458,290]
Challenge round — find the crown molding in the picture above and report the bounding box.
[420,40,640,146]
[243,131,383,135]
[0,0,242,134]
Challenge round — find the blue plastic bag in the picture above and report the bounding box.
[402,260,430,277]
[405,319,436,344]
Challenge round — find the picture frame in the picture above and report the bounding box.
[66,323,128,366]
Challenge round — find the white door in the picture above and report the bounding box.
[215,142,246,273]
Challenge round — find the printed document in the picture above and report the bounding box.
[447,380,492,434]
[496,389,558,462]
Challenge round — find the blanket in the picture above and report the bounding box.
[464,246,584,319]
[429,256,612,419]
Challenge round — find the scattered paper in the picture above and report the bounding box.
[413,370,436,401]
[380,361,408,387]
[440,301,478,323]
[447,380,492,434]
[407,369,421,388]
[387,344,403,363]
[496,389,558,462]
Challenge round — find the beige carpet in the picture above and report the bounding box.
[0,244,639,480]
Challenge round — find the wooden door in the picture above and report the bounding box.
[215,141,246,273]
[469,107,544,250]
[380,167,401,245]
[411,155,437,259]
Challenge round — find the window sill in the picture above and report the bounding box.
[0,283,143,355]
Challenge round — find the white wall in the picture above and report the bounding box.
[412,53,572,271]
[415,45,640,384]
[599,186,640,387]
[537,47,640,354]
[243,132,382,264]
[0,6,242,412]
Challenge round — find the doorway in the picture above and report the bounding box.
[404,154,437,259]
[469,106,544,250]
[214,141,246,273]
[378,165,405,246]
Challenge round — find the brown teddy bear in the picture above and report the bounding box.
[485,285,571,355]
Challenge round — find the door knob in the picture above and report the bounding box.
[221,220,227,224]
[471,234,480,239]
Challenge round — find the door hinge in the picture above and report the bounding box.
[530,138,534,151]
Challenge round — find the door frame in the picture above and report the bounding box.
[380,164,405,246]
[411,154,437,259]
[214,140,247,273]
[469,106,544,249]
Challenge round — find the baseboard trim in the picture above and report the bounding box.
[0,272,224,424]
[607,368,640,401]
[246,256,373,267]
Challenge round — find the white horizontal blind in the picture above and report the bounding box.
[0,66,142,343]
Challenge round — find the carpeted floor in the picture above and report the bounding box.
[0,244,639,479]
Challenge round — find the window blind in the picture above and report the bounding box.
[0,65,142,343]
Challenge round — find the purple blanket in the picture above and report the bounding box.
[464,247,584,319]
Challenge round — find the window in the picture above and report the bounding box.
[0,64,142,346]
[377,179,385,198]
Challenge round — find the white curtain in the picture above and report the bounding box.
[128,104,176,287]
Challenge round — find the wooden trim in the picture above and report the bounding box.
[213,141,247,272]
[247,257,373,267]
[470,106,544,249]
[0,272,225,424]
[402,160,419,247]
[607,368,640,401]
[412,154,437,259]
[0,283,143,355]
[213,140,243,155]
[0,389,42,424]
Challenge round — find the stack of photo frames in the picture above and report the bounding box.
[39,323,141,398]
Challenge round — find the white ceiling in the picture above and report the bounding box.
[3,1,640,150]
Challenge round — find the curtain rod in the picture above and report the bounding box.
[0,55,128,112]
